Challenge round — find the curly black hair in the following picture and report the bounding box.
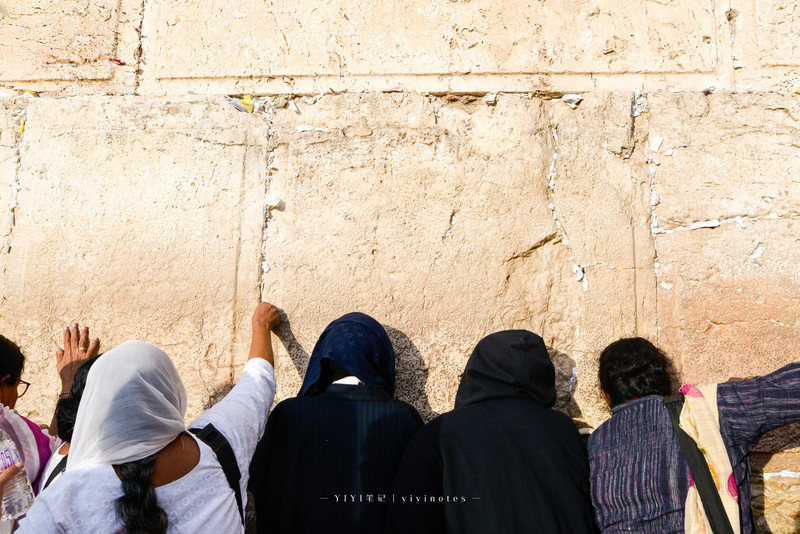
[598,337,672,407]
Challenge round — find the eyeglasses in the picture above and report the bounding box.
[16,379,30,397]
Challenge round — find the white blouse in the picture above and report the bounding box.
[17,358,276,534]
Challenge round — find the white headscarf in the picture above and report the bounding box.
[66,340,187,472]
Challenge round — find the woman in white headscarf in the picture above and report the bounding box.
[15,302,279,534]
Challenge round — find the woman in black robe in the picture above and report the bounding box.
[384,330,598,534]
[248,313,423,534]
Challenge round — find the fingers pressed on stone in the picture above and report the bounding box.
[87,337,100,357]
[79,326,89,351]
[69,324,79,351]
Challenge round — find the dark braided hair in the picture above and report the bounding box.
[599,337,672,407]
[115,453,168,534]
[54,355,100,442]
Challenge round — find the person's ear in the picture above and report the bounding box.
[601,389,612,407]
[0,375,10,386]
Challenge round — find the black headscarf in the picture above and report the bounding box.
[250,313,422,534]
[454,329,556,408]
[299,313,395,396]
[385,330,597,534]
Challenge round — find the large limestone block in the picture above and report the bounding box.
[260,93,653,427]
[0,99,22,249]
[649,92,800,230]
[656,219,800,383]
[549,91,657,424]
[729,0,800,91]
[652,91,800,381]
[0,0,142,94]
[139,0,716,94]
[1,96,268,422]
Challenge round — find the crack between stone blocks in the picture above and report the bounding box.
[724,0,738,88]
[172,132,248,148]
[2,105,26,305]
[227,144,248,383]
[655,212,800,234]
[258,149,277,302]
[546,101,588,292]
[637,92,661,341]
[704,318,797,329]
[440,209,455,241]
[132,0,146,94]
[582,263,643,272]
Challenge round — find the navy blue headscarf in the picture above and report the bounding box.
[299,313,395,396]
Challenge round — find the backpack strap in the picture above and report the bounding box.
[189,424,244,525]
[42,454,69,490]
[664,395,735,534]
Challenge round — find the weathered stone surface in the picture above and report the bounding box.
[751,450,800,534]
[4,0,800,94]
[652,92,800,386]
[649,92,800,230]
[656,219,800,383]
[263,93,564,415]
[0,99,21,252]
[549,91,658,423]
[0,0,141,94]
[138,0,716,94]
[256,92,655,427]
[729,1,800,69]
[0,97,267,422]
[727,0,800,91]
[749,1,800,67]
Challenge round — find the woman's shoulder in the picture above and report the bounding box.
[40,464,118,497]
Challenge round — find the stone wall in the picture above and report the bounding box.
[1,1,798,531]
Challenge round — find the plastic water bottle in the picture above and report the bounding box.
[0,429,34,519]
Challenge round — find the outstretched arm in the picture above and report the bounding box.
[248,302,280,366]
[718,362,800,455]
[189,302,280,504]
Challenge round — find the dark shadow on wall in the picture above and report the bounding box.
[386,326,439,422]
[202,383,233,410]
[274,308,311,377]
[548,346,584,424]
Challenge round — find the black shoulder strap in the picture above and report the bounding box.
[43,454,69,490]
[189,424,244,525]
[664,395,734,534]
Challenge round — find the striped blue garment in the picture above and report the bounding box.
[588,362,800,534]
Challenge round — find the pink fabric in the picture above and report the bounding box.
[727,473,739,502]
[680,384,704,397]
[20,415,54,493]
[0,406,55,495]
